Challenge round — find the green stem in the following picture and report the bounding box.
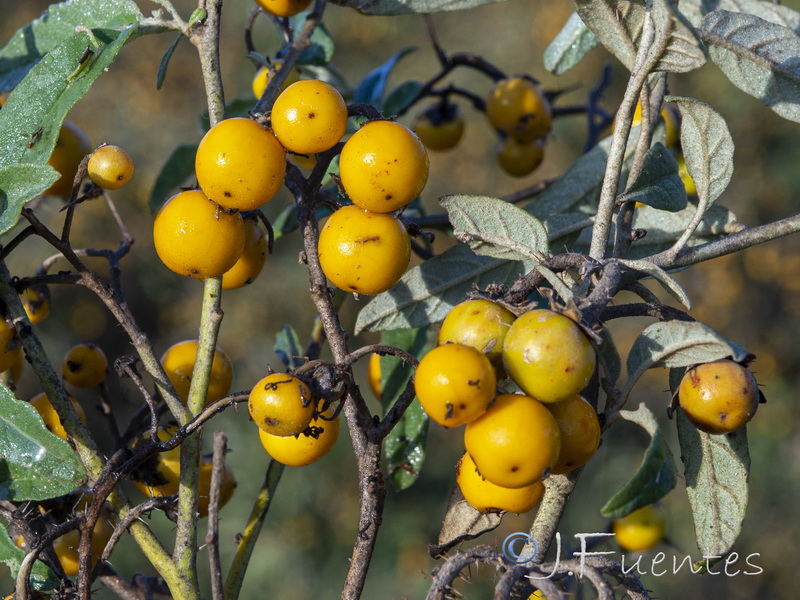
[223,460,285,600]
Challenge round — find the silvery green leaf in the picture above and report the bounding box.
[613,258,692,308]
[619,142,687,211]
[440,195,549,262]
[354,243,529,334]
[621,320,749,401]
[668,96,734,211]
[543,12,600,75]
[543,213,594,253]
[601,403,677,518]
[699,10,800,122]
[597,324,622,385]
[329,0,508,16]
[679,0,800,31]
[677,408,750,556]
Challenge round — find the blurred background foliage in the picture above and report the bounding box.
[1,0,800,598]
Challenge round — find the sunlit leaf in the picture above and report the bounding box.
[440,195,549,262]
[0,384,87,501]
[601,403,677,518]
[0,523,58,591]
[677,408,750,556]
[0,164,59,235]
[329,0,508,16]
[149,143,197,213]
[0,0,142,91]
[679,0,800,32]
[543,12,600,75]
[380,329,432,490]
[613,258,692,308]
[699,10,800,122]
[433,485,502,556]
[354,243,530,334]
[619,142,687,211]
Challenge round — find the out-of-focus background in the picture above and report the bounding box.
[1,0,799,598]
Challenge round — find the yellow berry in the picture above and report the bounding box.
[546,395,600,474]
[339,120,429,213]
[456,452,544,513]
[438,299,516,372]
[255,0,312,18]
[496,136,545,177]
[62,343,108,388]
[0,319,20,373]
[486,77,552,141]
[46,121,91,198]
[368,353,382,399]
[317,205,411,295]
[29,392,87,441]
[612,504,667,552]
[677,152,697,196]
[678,359,759,434]
[502,309,596,404]
[257,405,340,466]
[195,118,286,211]
[414,344,496,428]
[197,458,237,517]
[20,285,50,325]
[464,393,561,489]
[153,190,246,279]
[160,340,234,405]
[87,145,134,190]
[222,215,268,289]
[252,61,299,99]
[248,372,315,436]
[271,80,348,155]
[412,102,465,152]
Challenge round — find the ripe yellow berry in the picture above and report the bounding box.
[258,405,340,466]
[464,393,561,489]
[271,80,348,155]
[676,152,697,196]
[248,372,315,436]
[496,136,545,177]
[62,343,108,388]
[438,298,516,372]
[678,359,759,434]
[197,459,237,517]
[20,285,50,325]
[46,121,91,198]
[195,118,286,211]
[612,504,667,552]
[222,215,268,289]
[0,319,20,373]
[252,61,299,99]
[546,395,601,474]
[339,120,429,213]
[317,205,411,295]
[153,190,246,279]
[456,452,544,513]
[414,344,496,427]
[160,340,234,405]
[412,102,465,152]
[368,353,382,399]
[486,77,552,141]
[6,346,24,385]
[87,144,134,190]
[255,0,312,18]
[502,309,596,404]
[29,392,87,441]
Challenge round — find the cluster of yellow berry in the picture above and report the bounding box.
[247,372,340,466]
[414,299,601,513]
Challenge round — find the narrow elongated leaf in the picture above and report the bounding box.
[274,325,305,371]
[668,96,734,211]
[0,385,86,501]
[380,329,432,490]
[0,164,59,234]
[156,34,182,90]
[613,258,692,308]
[601,404,677,518]
[149,143,198,212]
[353,47,416,108]
[0,0,142,91]
[699,10,800,122]
[543,12,600,75]
[597,325,622,385]
[0,524,58,591]
[622,321,748,400]
[329,0,508,16]
[354,243,530,334]
[441,195,549,261]
[677,408,750,556]
[619,142,687,211]
[0,26,138,171]
[576,0,705,73]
